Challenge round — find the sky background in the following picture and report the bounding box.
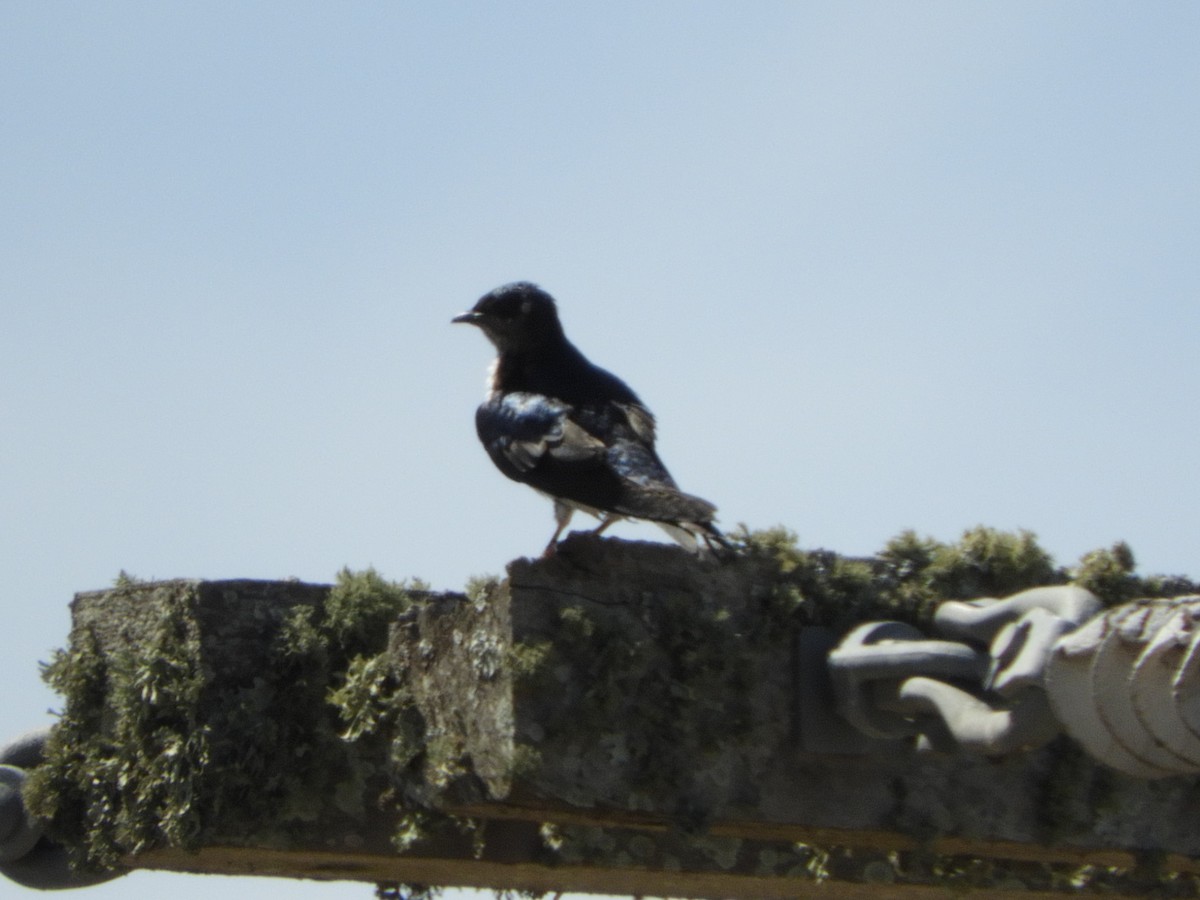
[2,3,1198,898]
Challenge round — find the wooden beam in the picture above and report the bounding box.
[23,536,1200,897]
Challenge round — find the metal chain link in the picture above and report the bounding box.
[828,587,1200,777]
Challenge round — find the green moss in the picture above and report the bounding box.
[330,653,403,742]
[325,567,422,651]
[29,593,208,867]
[505,639,552,680]
[732,525,1197,632]
[112,569,142,588]
[27,571,426,870]
[1067,541,1200,607]
[931,526,1058,597]
[729,524,1061,632]
[1069,542,1138,605]
[464,574,501,605]
[730,525,885,630]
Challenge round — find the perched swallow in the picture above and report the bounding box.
[453,281,728,557]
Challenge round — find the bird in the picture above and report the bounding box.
[453,281,729,558]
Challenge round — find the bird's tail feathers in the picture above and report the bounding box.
[619,486,734,557]
[657,520,734,557]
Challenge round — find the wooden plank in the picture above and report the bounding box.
[133,844,1099,900]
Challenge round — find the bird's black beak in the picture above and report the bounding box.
[451,311,482,325]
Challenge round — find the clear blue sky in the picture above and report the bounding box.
[3,3,1197,898]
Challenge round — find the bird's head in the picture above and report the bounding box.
[452,281,565,353]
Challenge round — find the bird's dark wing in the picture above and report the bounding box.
[475,391,606,482]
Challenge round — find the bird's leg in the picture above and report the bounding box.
[590,514,620,537]
[542,502,575,558]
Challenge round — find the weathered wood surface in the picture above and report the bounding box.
[30,535,1200,897]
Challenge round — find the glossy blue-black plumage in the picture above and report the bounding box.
[455,282,726,555]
